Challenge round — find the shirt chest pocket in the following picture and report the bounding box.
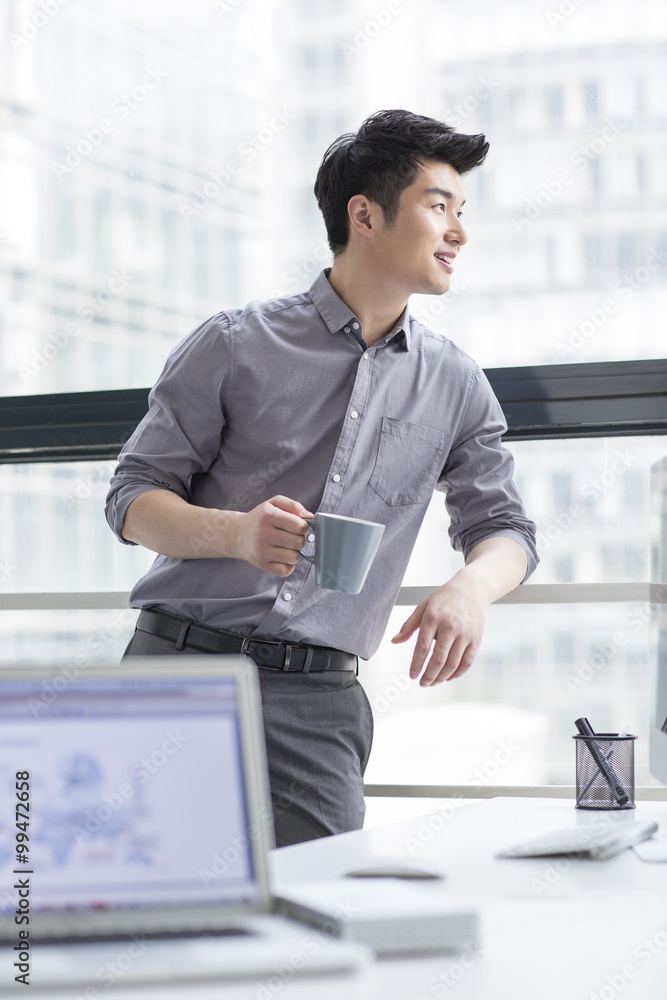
[369,417,449,506]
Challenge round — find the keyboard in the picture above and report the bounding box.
[496,820,658,860]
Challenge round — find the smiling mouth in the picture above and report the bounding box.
[434,253,453,273]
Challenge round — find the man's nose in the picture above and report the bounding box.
[449,218,468,246]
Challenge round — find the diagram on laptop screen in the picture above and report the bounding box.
[0,710,257,911]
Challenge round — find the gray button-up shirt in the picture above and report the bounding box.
[106,269,538,659]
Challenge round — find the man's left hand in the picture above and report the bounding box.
[390,576,489,686]
[390,537,528,687]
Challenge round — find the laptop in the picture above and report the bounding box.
[0,657,369,991]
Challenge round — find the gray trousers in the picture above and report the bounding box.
[122,628,374,848]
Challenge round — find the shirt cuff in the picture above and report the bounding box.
[106,484,158,546]
[463,530,539,583]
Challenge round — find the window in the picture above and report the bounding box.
[2,1,666,825]
[583,79,600,118]
[544,85,564,128]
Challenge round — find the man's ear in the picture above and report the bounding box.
[347,194,380,241]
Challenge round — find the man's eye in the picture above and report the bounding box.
[434,204,445,211]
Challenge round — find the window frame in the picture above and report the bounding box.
[0,359,665,464]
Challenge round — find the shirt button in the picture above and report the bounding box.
[343,326,351,333]
[352,322,360,330]
[307,533,315,542]
[283,593,292,601]
[350,410,358,419]
[332,474,341,482]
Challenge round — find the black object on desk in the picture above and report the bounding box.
[574,717,631,808]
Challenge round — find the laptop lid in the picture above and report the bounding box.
[0,656,275,941]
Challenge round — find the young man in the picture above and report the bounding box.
[105,109,538,847]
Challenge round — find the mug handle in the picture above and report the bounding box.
[300,516,316,564]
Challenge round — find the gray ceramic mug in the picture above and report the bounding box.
[300,513,385,594]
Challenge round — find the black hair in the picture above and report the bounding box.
[314,109,489,255]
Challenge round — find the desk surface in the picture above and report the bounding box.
[25,797,667,1000]
[272,797,667,1000]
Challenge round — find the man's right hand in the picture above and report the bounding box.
[232,495,314,577]
[121,489,314,571]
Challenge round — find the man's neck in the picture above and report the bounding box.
[327,255,408,348]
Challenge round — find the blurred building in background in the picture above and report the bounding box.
[0,0,665,799]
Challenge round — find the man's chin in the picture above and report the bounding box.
[423,276,451,296]
[405,274,450,298]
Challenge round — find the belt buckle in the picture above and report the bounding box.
[242,635,296,671]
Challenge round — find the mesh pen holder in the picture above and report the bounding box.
[574,734,636,810]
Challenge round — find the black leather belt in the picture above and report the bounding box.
[136,607,357,674]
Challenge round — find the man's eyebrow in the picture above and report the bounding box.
[423,187,466,206]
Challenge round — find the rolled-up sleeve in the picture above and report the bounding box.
[437,365,538,581]
[105,313,233,544]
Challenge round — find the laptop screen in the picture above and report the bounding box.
[0,671,264,917]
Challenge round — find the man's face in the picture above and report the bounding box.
[372,160,468,296]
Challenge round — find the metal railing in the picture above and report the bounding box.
[3,583,666,802]
[362,784,667,801]
[1,582,665,610]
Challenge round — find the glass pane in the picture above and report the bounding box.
[362,602,658,791]
[2,3,666,398]
[401,435,667,587]
[514,436,667,584]
[0,600,655,794]
[0,462,153,593]
[0,610,137,668]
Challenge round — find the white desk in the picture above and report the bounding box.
[25,797,667,1000]
[271,796,667,1000]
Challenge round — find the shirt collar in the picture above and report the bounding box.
[308,269,411,352]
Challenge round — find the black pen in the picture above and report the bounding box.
[575,717,629,807]
[578,727,629,800]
